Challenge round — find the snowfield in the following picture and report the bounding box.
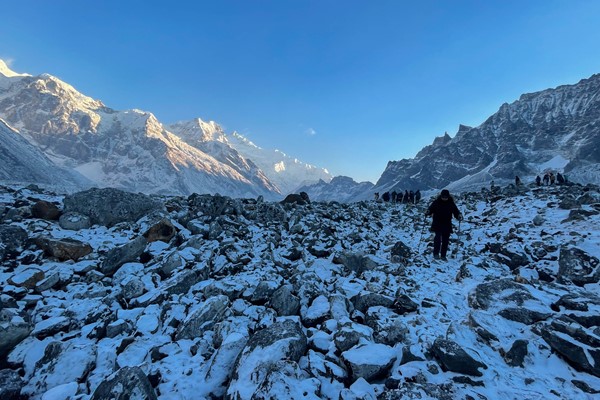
[1,182,599,400]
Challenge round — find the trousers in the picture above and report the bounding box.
[433,230,451,257]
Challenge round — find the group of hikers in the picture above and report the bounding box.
[535,171,567,186]
[514,171,569,187]
[374,189,422,204]
[377,170,570,262]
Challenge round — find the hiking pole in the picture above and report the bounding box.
[416,216,427,254]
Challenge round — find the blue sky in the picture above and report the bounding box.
[2,1,600,183]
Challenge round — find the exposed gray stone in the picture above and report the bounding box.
[90,366,158,400]
[351,292,395,314]
[176,295,230,340]
[59,211,91,230]
[0,369,24,400]
[31,200,61,220]
[0,309,31,359]
[342,343,396,381]
[498,307,552,325]
[468,279,533,310]
[270,285,300,316]
[0,224,28,261]
[504,339,528,367]
[557,246,600,286]
[33,236,92,261]
[8,268,45,289]
[431,338,487,377]
[228,320,307,399]
[101,236,147,276]
[64,187,163,227]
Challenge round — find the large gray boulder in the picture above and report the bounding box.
[342,343,396,381]
[101,236,148,276]
[176,295,230,340]
[0,369,25,400]
[227,320,307,400]
[90,366,157,400]
[0,224,28,261]
[63,188,163,227]
[540,319,600,378]
[0,309,32,359]
[430,338,487,377]
[270,285,301,316]
[557,247,600,286]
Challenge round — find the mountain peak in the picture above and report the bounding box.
[0,59,30,78]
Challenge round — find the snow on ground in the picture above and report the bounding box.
[1,183,599,399]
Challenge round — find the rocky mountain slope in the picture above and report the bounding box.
[371,74,600,197]
[167,119,332,195]
[1,181,599,399]
[0,60,329,198]
[0,118,90,190]
[296,176,375,203]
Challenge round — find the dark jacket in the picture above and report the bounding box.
[427,196,461,233]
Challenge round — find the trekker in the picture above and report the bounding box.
[374,192,380,201]
[515,175,521,186]
[543,173,550,186]
[415,190,421,204]
[550,173,556,185]
[382,192,390,202]
[535,175,541,186]
[557,173,565,185]
[425,189,462,261]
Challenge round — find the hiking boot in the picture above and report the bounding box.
[433,254,440,260]
[441,256,448,261]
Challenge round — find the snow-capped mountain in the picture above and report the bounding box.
[0,60,330,198]
[0,118,90,190]
[167,118,333,196]
[372,73,600,196]
[226,131,333,195]
[296,176,374,203]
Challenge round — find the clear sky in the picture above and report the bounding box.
[2,0,600,183]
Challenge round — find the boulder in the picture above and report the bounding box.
[58,211,92,230]
[63,188,163,227]
[0,225,28,261]
[227,320,307,399]
[540,318,600,378]
[503,339,528,367]
[31,200,61,220]
[557,247,600,286]
[101,236,147,276]
[33,236,92,261]
[342,343,396,381]
[143,218,177,243]
[430,338,487,377]
[0,309,32,359]
[90,366,157,400]
[270,285,300,316]
[22,341,95,398]
[8,268,45,289]
[280,192,310,205]
[0,369,25,400]
[176,295,230,340]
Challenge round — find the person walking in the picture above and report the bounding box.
[425,189,462,261]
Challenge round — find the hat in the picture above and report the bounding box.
[440,189,450,198]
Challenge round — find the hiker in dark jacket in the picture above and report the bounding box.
[415,190,421,204]
[535,175,541,186]
[425,189,462,261]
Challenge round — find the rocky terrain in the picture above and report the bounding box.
[1,182,599,399]
[361,74,600,199]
